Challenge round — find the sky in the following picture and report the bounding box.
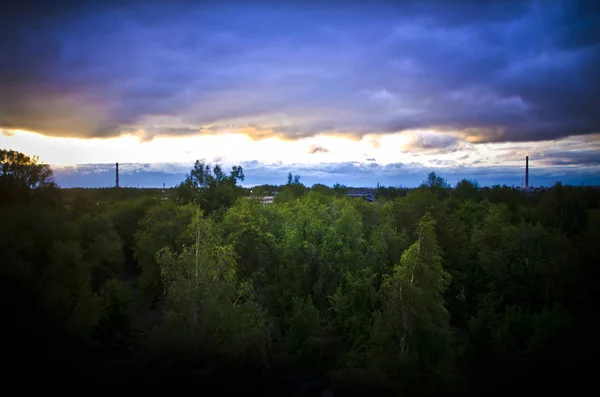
[1,0,599,188]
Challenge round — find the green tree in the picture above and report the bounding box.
[376,186,408,201]
[39,240,101,339]
[539,183,588,239]
[453,179,480,202]
[175,161,245,215]
[274,175,308,203]
[133,201,194,303]
[388,188,438,237]
[332,183,347,197]
[287,172,301,185]
[422,172,450,199]
[311,183,333,195]
[283,296,322,365]
[277,195,367,309]
[222,198,279,283]
[348,197,381,239]
[147,214,270,364]
[74,213,125,290]
[97,278,135,347]
[0,149,59,206]
[471,204,522,306]
[368,213,453,389]
[329,267,377,367]
[367,218,410,280]
[109,195,156,271]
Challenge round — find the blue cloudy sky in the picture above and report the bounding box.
[1,0,599,188]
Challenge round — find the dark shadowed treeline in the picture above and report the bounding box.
[1,149,598,395]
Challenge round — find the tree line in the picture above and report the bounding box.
[1,149,598,395]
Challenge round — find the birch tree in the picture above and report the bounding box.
[368,212,452,386]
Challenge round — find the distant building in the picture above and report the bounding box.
[347,189,375,202]
[261,196,275,204]
[247,195,275,204]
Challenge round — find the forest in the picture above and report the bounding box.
[2,149,598,396]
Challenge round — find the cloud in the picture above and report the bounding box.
[384,162,405,170]
[1,129,14,137]
[0,118,13,128]
[137,126,201,141]
[429,159,454,166]
[404,131,462,153]
[308,145,329,154]
[537,150,600,166]
[1,1,599,146]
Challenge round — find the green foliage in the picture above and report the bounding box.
[287,172,301,185]
[526,305,572,354]
[40,240,101,339]
[329,267,377,366]
[348,198,381,238]
[74,213,125,290]
[276,195,367,308]
[283,296,321,365]
[0,149,60,206]
[250,184,278,196]
[387,188,438,237]
[453,179,480,202]
[148,214,270,364]
[482,185,525,219]
[98,278,135,343]
[421,172,450,199]
[222,198,279,282]
[273,173,308,203]
[311,183,333,195]
[332,182,347,197]
[133,201,194,303]
[3,149,596,395]
[175,161,245,215]
[274,183,308,203]
[367,217,409,278]
[539,182,589,239]
[0,204,66,287]
[376,185,408,201]
[109,195,156,270]
[368,213,453,388]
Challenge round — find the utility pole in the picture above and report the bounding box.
[116,162,119,188]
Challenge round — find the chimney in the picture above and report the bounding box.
[525,156,529,188]
[116,162,119,188]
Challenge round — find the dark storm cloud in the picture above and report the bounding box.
[1,0,599,144]
[537,149,600,166]
[404,131,462,153]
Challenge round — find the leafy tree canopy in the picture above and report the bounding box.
[175,161,245,215]
[0,149,59,206]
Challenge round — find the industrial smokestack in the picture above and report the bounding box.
[525,156,529,188]
[116,162,119,188]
